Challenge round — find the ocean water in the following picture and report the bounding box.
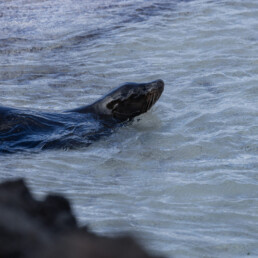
[1,0,258,257]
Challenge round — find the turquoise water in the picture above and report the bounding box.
[1,0,258,257]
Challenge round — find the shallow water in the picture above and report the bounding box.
[1,0,258,257]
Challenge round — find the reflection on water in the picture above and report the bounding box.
[1,0,258,257]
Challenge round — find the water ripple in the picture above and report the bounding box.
[1,0,258,257]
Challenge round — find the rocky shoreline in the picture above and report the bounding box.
[0,179,163,258]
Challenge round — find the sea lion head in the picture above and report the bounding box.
[93,79,164,121]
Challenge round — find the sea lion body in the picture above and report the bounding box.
[0,79,164,152]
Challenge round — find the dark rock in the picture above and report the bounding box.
[0,179,163,258]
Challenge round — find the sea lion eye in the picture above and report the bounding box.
[106,100,119,110]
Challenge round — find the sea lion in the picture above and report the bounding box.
[0,79,164,153]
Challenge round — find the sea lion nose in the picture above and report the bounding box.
[155,79,164,91]
[156,79,164,86]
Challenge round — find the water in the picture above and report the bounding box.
[1,0,258,257]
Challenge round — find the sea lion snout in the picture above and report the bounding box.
[157,79,165,90]
[146,79,164,104]
[148,79,164,92]
[156,79,165,87]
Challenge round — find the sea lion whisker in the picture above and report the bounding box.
[148,94,153,110]
[146,94,152,112]
[150,92,156,108]
[143,94,150,113]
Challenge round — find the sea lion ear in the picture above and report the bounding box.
[106,100,119,110]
